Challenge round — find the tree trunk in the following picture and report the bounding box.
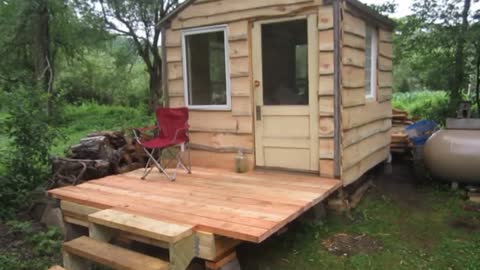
[33,0,53,115]
[148,66,162,112]
[451,0,471,112]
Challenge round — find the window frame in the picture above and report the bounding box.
[181,25,232,111]
[365,25,378,100]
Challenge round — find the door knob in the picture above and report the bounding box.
[254,80,261,87]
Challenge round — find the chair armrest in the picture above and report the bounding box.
[132,125,159,144]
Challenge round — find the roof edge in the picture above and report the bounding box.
[345,0,396,29]
[158,0,396,29]
[158,0,195,27]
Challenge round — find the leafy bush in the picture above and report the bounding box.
[0,86,59,217]
[0,220,62,270]
[56,38,149,107]
[393,91,450,124]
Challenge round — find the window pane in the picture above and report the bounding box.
[185,30,227,106]
[262,20,309,105]
[365,26,373,96]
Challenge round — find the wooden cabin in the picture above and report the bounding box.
[48,1,394,269]
[162,0,395,186]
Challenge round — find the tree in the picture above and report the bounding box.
[367,0,398,16]
[394,0,477,114]
[75,0,180,112]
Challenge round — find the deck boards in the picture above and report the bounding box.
[49,167,341,243]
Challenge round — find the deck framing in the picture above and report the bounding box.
[50,167,341,244]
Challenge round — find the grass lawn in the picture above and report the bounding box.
[239,163,480,270]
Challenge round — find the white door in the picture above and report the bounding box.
[253,15,319,172]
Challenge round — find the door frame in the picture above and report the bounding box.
[252,14,319,172]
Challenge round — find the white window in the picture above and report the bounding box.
[182,25,231,110]
[365,25,378,99]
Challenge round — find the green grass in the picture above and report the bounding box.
[241,186,480,270]
[52,103,152,155]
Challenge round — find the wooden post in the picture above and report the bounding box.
[205,251,241,270]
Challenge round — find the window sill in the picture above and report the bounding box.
[187,105,232,111]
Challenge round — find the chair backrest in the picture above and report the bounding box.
[156,107,189,141]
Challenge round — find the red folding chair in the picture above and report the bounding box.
[132,107,191,181]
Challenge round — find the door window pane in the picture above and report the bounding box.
[261,20,309,105]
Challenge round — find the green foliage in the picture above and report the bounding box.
[0,220,62,270]
[367,0,397,15]
[393,91,450,123]
[57,38,149,107]
[0,86,59,217]
[52,102,152,155]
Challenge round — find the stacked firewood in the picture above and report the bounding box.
[48,131,150,189]
[390,109,414,154]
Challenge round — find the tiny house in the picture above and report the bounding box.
[161,0,395,186]
[49,2,395,268]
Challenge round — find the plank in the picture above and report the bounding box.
[189,111,252,134]
[79,183,285,226]
[52,187,268,242]
[319,75,334,96]
[179,0,314,20]
[189,132,254,151]
[343,146,389,186]
[344,32,365,50]
[319,138,334,159]
[379,29,393,42]
[319,159,335,178]
[344,12,366,37]
[172,1,319,30]
[319,52,334,75]
[318,29,334,51]
[48,266,66,270]
[343,47,365,68]
[319,116,334,138]
[342,66,365,88]
[64,236,170,270]
[342,87,366,108]
[342,101,392,130]
[343,118,391,148]
[318,6,334,30]
[90,176,300,215]
[319,96,334,116]
[89,209,194,243]
[342,131,391,170]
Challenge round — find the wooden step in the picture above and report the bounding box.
[63,236,169,270]
[89,209,193,243]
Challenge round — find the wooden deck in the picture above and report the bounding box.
[49,167,341,243]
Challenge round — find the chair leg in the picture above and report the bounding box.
[141,148,174,180]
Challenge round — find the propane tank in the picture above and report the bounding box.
[424,118,480,184]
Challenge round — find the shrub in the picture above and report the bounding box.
[393,91,450,124]
[0,86,60,217]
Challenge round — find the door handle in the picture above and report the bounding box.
[256,106,262,121]
[254,80,261,87]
